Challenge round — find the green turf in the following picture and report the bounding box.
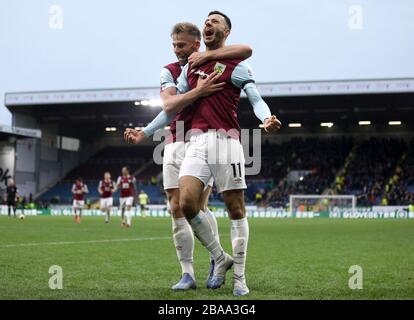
[0,216,413,300]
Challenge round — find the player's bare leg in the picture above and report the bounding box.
[179,176,233,289]
[223,189,249,296]
[167,188,196,290]
[199,185,221,286]
[179,176,205,220]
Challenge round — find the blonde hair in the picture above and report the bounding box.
[171,22,201,40]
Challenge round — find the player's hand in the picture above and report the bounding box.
[196,70,226,97]
[188,51,210,68]
[124,128,146,144]
[263,115,282,133]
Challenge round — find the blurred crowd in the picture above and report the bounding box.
[262,137,353,207]
[4,137,414,209]
[334,138,409,206]
[252,137,413,208]
[383,139,414,205]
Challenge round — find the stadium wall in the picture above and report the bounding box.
[10,113,97,197]
[0,141,15,189]
[14,139,37,196]
[1,205,413,220]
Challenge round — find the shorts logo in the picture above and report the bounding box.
[247,67,253,77]
[214,62,226,75]
[234,178,243,184]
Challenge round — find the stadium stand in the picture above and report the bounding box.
[36,136,414,207]
[336,137,407,206]
[383,138,414,205]
[37,145,164,204]
[264,137,353,207]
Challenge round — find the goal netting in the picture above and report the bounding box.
[289,195,356,218]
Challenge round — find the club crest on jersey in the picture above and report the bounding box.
[214,62,226,74]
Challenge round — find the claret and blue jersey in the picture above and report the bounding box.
[143,58,272,139]
[176,58,257,137]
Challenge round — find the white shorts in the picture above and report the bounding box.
[179,131,246,193]
[119,196,134,208]
[163,141,213,190]
[100,197,113,209]
[72,200,85,209]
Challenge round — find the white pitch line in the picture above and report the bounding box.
[0,237,171,248]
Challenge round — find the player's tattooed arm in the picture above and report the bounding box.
[162,70,225,114]
[188,44,253,67]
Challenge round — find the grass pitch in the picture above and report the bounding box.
[0,215,413,300]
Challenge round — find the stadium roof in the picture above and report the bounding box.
[4,85,414,139]
[5,78,414,106]
[0,125,42,139]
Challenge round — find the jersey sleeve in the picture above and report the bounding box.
[98,181,102,191]
[231,61,256,90]
[244,86,272,123]
[232,61,271,123]
[84,184,89,193]
[176,63,190,94]
[160,68,176,91]
[116,176,121,186]
[71,184,76,193]
[143,110,176,137]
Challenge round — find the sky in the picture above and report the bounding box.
[1,0,413,125]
